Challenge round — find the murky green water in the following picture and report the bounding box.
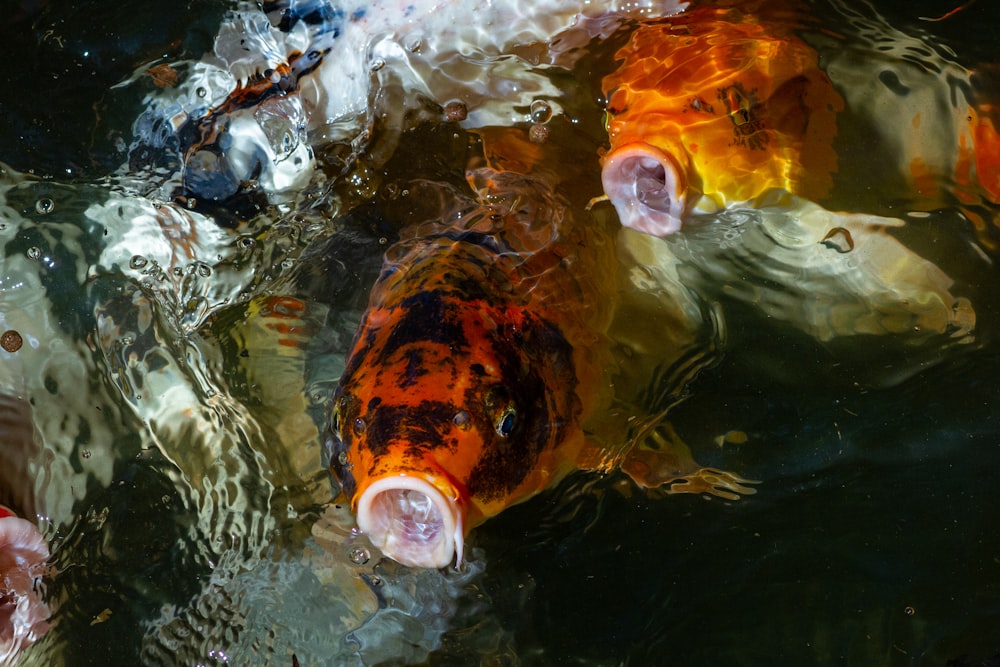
[2,0,1000,665]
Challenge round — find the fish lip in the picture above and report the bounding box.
[601,142,687,236]
[0,514,49,563]
[355,475,464,569]
[0,513,51,650]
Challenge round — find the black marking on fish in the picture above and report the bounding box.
[364,400,462,458]
[377,291,470,360]
[399,348,430,389]
[464,313,576,502]
[328,391,361,496]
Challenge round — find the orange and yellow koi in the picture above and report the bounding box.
[601,1,843,235]
[601,0,1000,237]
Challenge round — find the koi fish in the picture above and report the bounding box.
[327,172,602,568]
[326,121,749,569]
[600,0,1000,237]
[0,393,51,662]
[600,1,978,358]
[817,0,1000,228]
[600,0,843,236]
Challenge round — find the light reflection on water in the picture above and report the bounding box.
[1,0,1000,664]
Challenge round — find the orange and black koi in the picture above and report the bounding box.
[326,172,607,568]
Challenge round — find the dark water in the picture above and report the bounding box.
[2,0,1000,665]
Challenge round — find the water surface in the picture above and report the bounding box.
[2,0,1000,665]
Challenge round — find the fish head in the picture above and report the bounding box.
[329,283,577,569]
[601,9,842,235]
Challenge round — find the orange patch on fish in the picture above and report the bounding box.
[145,63,179,88]
[970,106,1000,202]
[600,1,843,235]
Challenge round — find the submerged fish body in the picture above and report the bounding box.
[600,1,843,236]
[0,395,50,662]
[326,119,752,568]
[815,0,1000,214]
[328,173,621,568]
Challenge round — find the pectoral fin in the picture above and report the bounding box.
[621,423,758,501]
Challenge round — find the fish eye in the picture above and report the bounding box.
[495,404,517,438]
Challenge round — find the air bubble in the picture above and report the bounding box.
[529,123,550,144]
[1,330,23,352]
[196,87,207,98]
[353,418,366,435]
[35,198,55,215]
[197,263,212,277]
[443,100,468,122]
[81,449,92,459]
[26,246,41,260]
[129,255,149,269]
[370,58,385,72]
[530,99,553,123]
[238,236,256,250]
[349,547,370,565]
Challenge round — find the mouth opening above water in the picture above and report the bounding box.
[601,142,686,236]
[356,476,463,569]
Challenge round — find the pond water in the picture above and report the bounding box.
[2,0,1000,665]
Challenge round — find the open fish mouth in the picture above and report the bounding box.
[0,511,51,651]
[601,142,686,236]
[356,476,464,569]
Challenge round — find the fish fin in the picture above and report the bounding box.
[621,423,758,501]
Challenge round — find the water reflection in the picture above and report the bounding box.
[1,0,999,665]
